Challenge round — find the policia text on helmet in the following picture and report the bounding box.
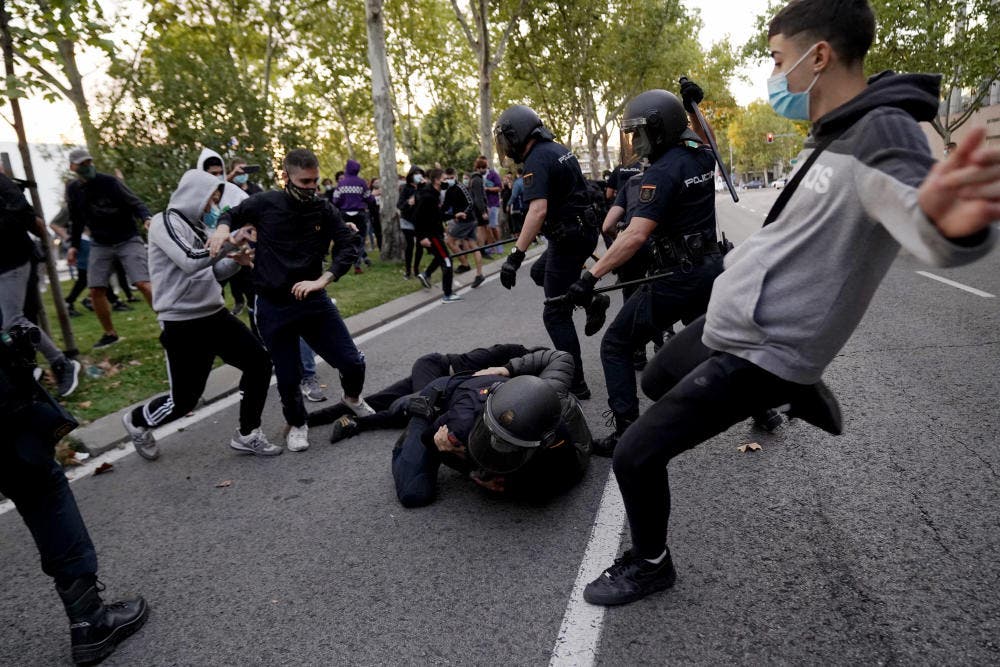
[619,89,693,165]
[493,105,556,164]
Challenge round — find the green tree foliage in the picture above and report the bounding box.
[742,0,1000,142]
[409,101,482,171]
[727,100,806,179]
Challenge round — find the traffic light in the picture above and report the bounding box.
[766,133,774,144]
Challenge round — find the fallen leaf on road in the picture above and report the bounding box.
[94,462,114,475]
[737,442,763,453]
[215,480,233,488]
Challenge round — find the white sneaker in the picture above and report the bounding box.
[230,428,282,456]
[342,396,375,417]
[287,424,310,452]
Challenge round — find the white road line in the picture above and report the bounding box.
[1,257,535,517]
[916,271,995,298]
[550,472,627,667]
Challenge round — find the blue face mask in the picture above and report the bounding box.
[767,43,821,121]
[203,205,221,229]
[234,174,249,185]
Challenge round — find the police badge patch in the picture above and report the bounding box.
[523,172,534,188]
[639,185,656,203]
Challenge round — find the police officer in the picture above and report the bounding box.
[388,349,591,507]
[494,105,609,399]
[566,82,724,456]
[1,325,147,664]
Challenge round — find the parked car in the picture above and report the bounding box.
[771,178,788,189]
[744,179,764,189]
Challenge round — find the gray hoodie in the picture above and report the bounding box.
[196,147,249,211]
[147,169,240,322]
[703,72,996,384]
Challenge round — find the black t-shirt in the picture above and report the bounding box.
[632,145,716,239]
[608,162,643,193]
[521,140,590,228]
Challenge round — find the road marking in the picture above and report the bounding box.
[916,271,995,298]
[1,257,534,517]
[549,472,627,667]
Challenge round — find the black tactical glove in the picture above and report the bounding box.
[566,270,598,306]
[680,79,704,113]
[500,248,525,290]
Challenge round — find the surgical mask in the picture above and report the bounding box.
[77,164,96,180]
[444,178,455,188]
[412,174,424,185]
[234,174,249,185]
[286,182,319,203]
[203,205,222,229]
[767,43,821,121]
[324,184,334,192]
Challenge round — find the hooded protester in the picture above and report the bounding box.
[196,148,251,216]
[333,159,375,273]
[398,166,425,279]
[121,169,280,461]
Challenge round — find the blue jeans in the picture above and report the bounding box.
[300,340,317,379]
[255,294,366,427]
[537,226,600,387]
[0,429,97,588]
[600,257,723,421]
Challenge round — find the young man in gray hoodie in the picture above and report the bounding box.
[121,169,279,459]
[584,0,1000,607]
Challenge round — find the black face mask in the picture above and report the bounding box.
[286,182,319,203]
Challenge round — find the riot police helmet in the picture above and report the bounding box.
[467,375,563,474]
[493,105,555,164]
[620,89,689,163]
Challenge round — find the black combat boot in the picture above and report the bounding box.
[592,411,634,457]
[584,293,611,337]
[57,576,148,665]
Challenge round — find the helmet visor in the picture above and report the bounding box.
[467,416,536,474]
[619,117,650,165]
[494,127,518,164]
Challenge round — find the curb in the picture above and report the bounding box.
[74,244,545,459]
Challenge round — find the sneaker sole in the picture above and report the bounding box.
[93,337,123,350]
[59,360,82,397]
[417,276,431,289]
[71,598,149,665]
[286,443,310,452]
[229,440,283,456]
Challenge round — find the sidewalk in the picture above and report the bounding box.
[72,244,544,458]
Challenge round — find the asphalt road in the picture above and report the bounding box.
[2,190,998,665]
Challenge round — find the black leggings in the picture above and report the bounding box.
[131,309,272,435]
[421,236,453,296]
[614,316,801,558]
[402,229,423,276]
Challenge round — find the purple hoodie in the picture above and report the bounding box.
[333,159,373,212]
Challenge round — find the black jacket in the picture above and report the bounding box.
[218,190,361,303]
[0,174,38,273]
[411,185,445,241]
[66,173,151,248]
[442,183,475,221]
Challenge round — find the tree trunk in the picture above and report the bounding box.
[330,94,356,161]
[1,0,76,354]
[475,0,493,161]
[365,0,401,261]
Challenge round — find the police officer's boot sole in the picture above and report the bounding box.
[785,380,843,435]
[71,599,149,665]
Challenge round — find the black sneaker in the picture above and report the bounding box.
[584,293,611,337]
[417,273,431,289]
[785,380,842,435]
[455,264,472,274]
[583,549,677,606]
[82,297,94,311]
[329,415,360,444]
[66,303,81,318]
[570,381,591,401]
[752,408,783,432]
[592,410,633,457]
[93,333,120,349]
[471,275,486,289]
[112,301,132,312]
[54,358,82,398]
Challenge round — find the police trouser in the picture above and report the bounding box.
[255,292,366,427]
[614,315,804,558]
[600,256,722,422]
[0,428,98,589]
[538,225,600,387]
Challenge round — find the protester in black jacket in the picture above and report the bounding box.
[397,166,424,279]
[413,169,461,303]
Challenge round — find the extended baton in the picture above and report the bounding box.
[679,76,739,203]
[544,270,674,305]
[450,236,517,259]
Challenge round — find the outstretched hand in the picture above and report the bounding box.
[918,126,1000,239]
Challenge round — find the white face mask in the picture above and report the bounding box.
[444,178,456,187]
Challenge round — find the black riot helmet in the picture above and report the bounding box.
[620,89,690,163]
[493,105,555,164]
[467,375,563,474]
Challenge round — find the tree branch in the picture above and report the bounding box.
[491,0,527,68]
[11,50,70,98]
[449,0,477,51]
[946,66,1000,132]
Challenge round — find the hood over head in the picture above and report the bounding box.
[168,170,224,222]
[196,147,226,173]
[813,71,941,137]
[345,159,361,176]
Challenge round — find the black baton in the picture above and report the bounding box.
[680,76,739,203]
[450,236,517,259]
[544,271,674,305]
